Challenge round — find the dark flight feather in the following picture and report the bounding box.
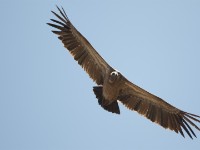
[47,6,112,85]
[118,80,200,139]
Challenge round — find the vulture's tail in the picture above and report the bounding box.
[93,86,120,114]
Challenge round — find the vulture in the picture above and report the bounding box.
[47,6,200,139]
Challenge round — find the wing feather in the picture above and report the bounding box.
[118,80,200,138]
[47,6,112,85]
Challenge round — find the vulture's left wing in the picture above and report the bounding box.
[118,79,200,139]
[47,6,112,85]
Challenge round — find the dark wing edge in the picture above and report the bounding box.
[118,80,200,139]
[47,6,112,85]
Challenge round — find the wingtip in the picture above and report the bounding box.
[56,5,62,12]
[55,4,59,10]
[46,22,52,26]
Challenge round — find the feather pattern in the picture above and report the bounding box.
[118,80,200,139]
[47,6,112,85]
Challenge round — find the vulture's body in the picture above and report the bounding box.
[47,6,200,139]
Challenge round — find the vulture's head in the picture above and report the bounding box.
[109,70,120,83]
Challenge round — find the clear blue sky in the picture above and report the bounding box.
[1,0,200,150]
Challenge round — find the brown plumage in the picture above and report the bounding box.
[47,6,200,139]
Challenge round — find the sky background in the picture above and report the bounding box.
[0,0,200,150]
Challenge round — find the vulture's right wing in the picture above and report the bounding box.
[47,6,113,85]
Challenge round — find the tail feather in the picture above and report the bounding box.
[93,86,120,114]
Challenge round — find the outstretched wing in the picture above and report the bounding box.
[118,79,200,139]
[47,6,112,85]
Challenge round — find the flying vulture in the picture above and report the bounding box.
[47,6,200,139]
